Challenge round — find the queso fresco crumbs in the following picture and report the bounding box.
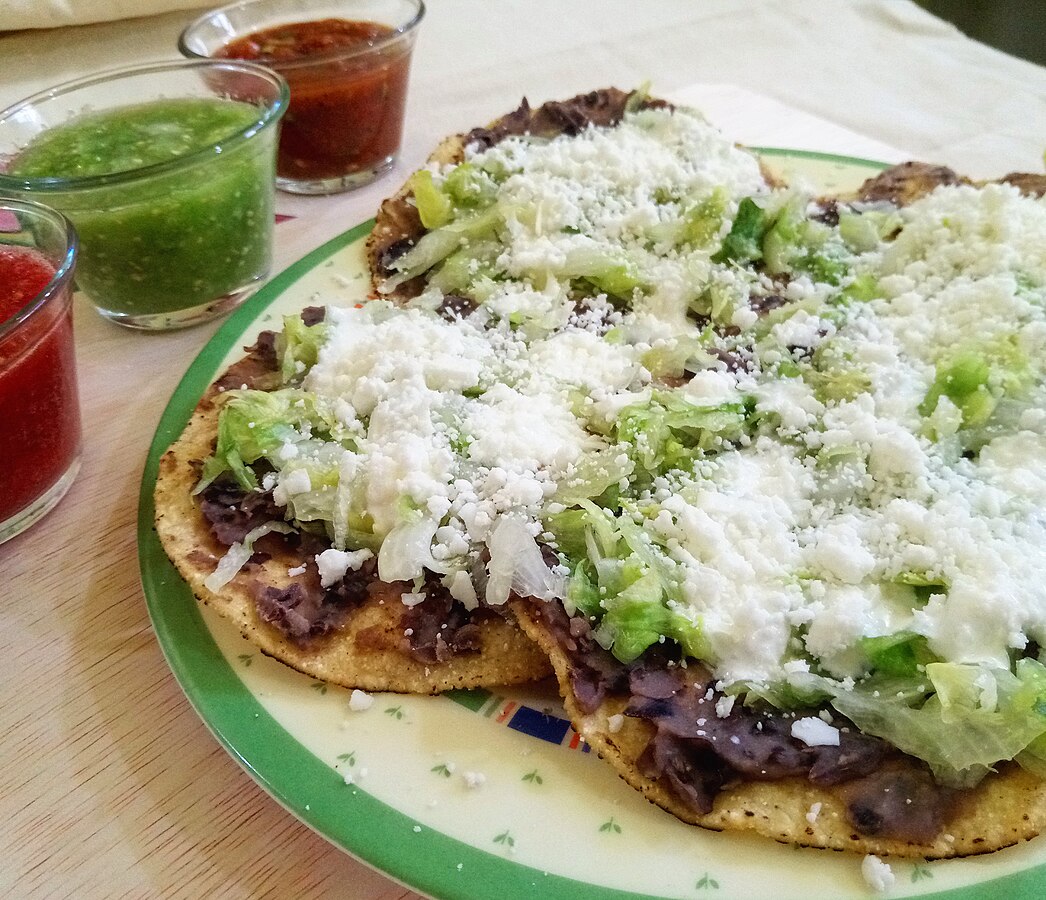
[203,102,1046,796]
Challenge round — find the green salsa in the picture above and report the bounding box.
[10,97,277,322]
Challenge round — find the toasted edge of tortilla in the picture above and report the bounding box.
[366,132,466,300]
[510,600,1046,858]
[153,381,551,694]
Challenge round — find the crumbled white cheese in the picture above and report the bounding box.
[861,854,895,893]
[307,305,492,416]
[467,383,605,472]
[316,548,374,588]
[465,106,766,324]
[714,695,736,719]
[231,106,1046,713]
[790,717,840,747]
[462,771,486,789]
[348,689,374,712]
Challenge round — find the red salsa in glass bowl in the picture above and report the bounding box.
[0,202,81,544]
[0,245,54,312]
[181,0,425,195]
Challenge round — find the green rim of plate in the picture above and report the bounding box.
[751,145,893,170]
[138,153,1046,900]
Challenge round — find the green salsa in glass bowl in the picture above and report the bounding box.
[0,61,288,330]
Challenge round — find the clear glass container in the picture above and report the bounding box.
[0,198,81,543]
[181,0,424,195]
[0,60,288,330]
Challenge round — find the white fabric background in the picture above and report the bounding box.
[0,0,213,30]
[0,0,1044,176]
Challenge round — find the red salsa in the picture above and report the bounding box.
[0,246,81,526]
[0,246,54,316]
[217,19,412,182]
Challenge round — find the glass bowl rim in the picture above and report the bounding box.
[0,197,78,339]
[0,59,289,193]
[178,0,426,71]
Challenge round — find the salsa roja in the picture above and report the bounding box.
[217,19,412,183]
[218,18,391,61]
[0,246,81,528]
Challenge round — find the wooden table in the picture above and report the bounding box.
[3,2,1045,897]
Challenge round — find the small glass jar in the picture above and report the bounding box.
[180,0,424,195]
[0,198,81,544]
[0,60,288,331]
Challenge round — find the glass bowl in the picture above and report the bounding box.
[0,60,289,330]
[180,0,424,195]
[0,198,81,543]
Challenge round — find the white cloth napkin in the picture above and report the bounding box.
[0,0,212,31]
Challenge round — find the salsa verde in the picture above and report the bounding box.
[10,98,276,321]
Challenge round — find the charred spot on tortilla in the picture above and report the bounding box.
[856,160,1046,206]
[996,171,1046,197]
[856,161,972,205]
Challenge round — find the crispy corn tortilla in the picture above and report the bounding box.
[366,88,643,300]
[156,91,662,697]
[511,601,1046,858]
[364,97,1046,855]
[497,154,1046,857]
[158,87,1046,853]
[154,358,551,695]
[366,130,463,300]
[366,87,785,302]
[367,92,1046,854]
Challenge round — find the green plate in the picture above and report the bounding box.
[139,152,1046,900]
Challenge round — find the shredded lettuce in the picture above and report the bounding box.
[682,188,727,247]
[830,660,1046,787]
[858,631,938,677]
[410,169,453,229]
[550,448,633,507]
[712,196,768,265]
[197,389,347,493]
[442,162,499,208]
[484,515,568,605]
[616,390,751,479]
[274,447,381,551]
[204,521,294,592]
[546,501,707,663]
[805,341,872,403]
[277,312,328,384]
[838,207,901,252]
[640,334,715,380]
[730,659,1046,786]
[378,516,450,582]
[836,271,880,304]
[920,338,1034,441]
[919,350,996,428]
[427,239,503,294]
[761,196,850,284]
[728,670,837,709]
[384,205,502,290]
